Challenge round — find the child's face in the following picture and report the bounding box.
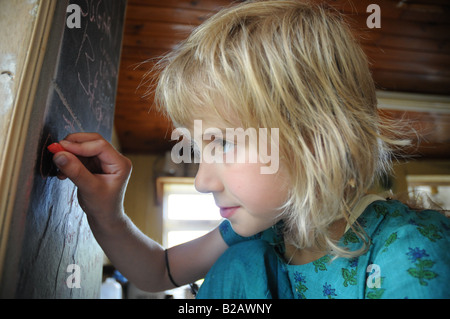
[190,117,289,237]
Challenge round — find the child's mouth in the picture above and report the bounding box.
[219,206,239,219]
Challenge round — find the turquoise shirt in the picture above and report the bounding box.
[197,199,450,299]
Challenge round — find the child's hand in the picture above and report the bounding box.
[51,134,228,290]
[51,133,132,226]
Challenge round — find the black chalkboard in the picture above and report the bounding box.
[1,0,126,298]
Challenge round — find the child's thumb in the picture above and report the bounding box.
[53,152,94,191]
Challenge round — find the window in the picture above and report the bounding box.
[157,177,222,248]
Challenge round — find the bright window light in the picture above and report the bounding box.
[161,178,222,248]
[168,194,220,220]
[408,185,450,211]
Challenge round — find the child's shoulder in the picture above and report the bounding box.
[360,200,449,298]
[364,199,449,241]
[362,199,449,257]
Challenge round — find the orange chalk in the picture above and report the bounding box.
[47,142,66,154]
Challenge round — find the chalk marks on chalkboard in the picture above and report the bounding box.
[37,81,85,180]
[36,0,125,183]
[53,81,84,132]
[74,0,113,62]
[73,0,119,134]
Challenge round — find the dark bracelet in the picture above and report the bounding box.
[164,249,181,288]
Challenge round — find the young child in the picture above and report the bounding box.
[52,0,449,299]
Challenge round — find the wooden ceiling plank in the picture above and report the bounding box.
[124,20,194,38]
[128,0,235,12]
[125,5,213,25]
[350,15,450,41]
[372,70,450,95]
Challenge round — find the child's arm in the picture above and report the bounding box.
[88,212,227,292]
[51,133,228,292]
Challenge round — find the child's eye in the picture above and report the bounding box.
[216,138,235,154]
[222,140,235,153]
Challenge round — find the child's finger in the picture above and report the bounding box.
[63,132,106,143]
[59,138,111,158]
[52,151,99,192]
[59,139,128,176]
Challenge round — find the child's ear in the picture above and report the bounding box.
[348,178,356,189]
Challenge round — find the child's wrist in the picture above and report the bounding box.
[86,209,127,235]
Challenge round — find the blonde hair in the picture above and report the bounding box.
[153,0,410,258]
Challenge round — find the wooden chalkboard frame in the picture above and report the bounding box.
[0,0,57,296]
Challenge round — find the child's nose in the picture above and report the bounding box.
[194,161,223,194]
